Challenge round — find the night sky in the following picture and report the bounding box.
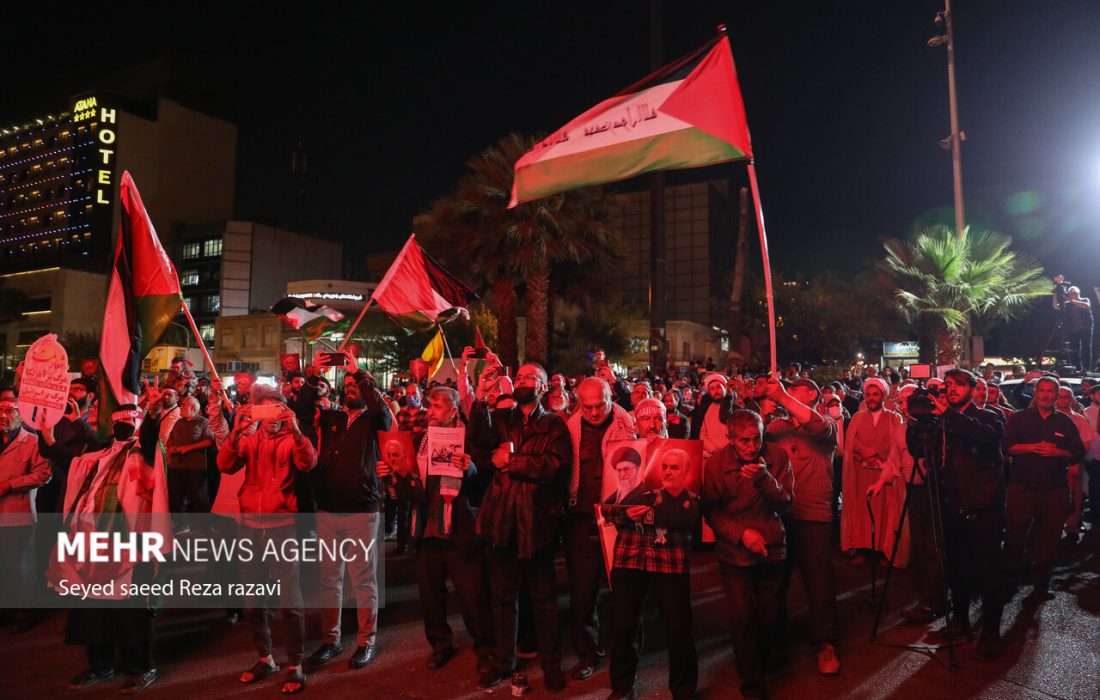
[3,1,1100,282]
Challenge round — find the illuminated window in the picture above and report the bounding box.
[200,324,215,343]
[181,269,199,286]
[183,296,195,310]
[203,238,223,257]
[182,242,201,259]
[204,295,220,313]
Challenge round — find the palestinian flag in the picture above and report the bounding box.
[98,172,183,435]
[510,32,753,207]
[372,235,478,333]
[270,297,348,341]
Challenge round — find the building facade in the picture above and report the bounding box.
[0,94,237,373]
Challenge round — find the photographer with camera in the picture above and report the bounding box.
[905,369,1007,660]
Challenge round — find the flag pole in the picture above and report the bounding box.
[339,296,375,352]
[438,325,460,374]
[179,301,222,384]
[746,162,777,374]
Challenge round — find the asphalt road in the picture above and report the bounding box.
[4,532,1098,700]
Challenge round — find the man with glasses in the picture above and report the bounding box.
[562,378,636,682]
[472,363,572,692]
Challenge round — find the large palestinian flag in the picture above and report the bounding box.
[98,171,183,435]
[510,33,753,206]
[371,235,477,333]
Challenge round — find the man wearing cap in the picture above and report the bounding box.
[562,377,636,681]
[842,377,905,563]
[695,373,738,461]
[0,397,51,632]
[907,368,1007,659]
[760,376,841,675]
[55,404,167,693]
[1003,375,1085,604]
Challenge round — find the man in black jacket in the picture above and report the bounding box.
[472,362,571,693]
[383,386,493,676]
[307,357,391,671]
[907,369,1007,660]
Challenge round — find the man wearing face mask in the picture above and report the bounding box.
[471,362,571,692]
[55,404,167,694]
[562,377,636,681]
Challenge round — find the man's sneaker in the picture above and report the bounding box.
[120,669,157,695]
[816,643,840,675]
[68,668,114,690]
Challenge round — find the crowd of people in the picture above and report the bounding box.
[0,349,1096,699]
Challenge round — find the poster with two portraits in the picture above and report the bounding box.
[596,438,703,588]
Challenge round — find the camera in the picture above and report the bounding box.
[906,386,941,421]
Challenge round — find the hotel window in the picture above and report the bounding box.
[181,269,199,286]
[200,324,215,343]
[204,294,220,313]
[182,242,201,260]
[203,238,223,257]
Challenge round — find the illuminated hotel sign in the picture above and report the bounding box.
[72,95,117,207]
[290,292,365,302]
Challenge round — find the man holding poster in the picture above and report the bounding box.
[601,440,700,700]
[381,386,494,676]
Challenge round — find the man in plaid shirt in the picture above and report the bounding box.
[601,445,699,700]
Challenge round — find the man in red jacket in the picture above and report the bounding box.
[218,388,317,695]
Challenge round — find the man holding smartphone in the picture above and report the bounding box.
[702,409,793,700]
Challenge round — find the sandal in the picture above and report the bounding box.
[240,660,280,684]
[282,667,307,694]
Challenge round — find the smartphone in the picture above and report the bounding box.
[472,347,489,359]
[318,352,345,367]
[251,404,283,420]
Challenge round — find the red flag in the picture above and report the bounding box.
[99,172,183,433]
[511,33,752,206]
[371,235,478,332]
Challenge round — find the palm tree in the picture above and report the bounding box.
[419,133,622,367]
[879,225,1048,364]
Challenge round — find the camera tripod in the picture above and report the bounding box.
[866,409,960,671]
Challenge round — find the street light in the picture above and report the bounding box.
[928,1,967,239]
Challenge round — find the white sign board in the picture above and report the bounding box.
[19,334,71,428]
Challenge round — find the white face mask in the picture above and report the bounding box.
[828,406,843,419]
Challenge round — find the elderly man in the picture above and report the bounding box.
[608,445,644,505]
[381,386,493,676]
[1003,375,1085,603]
[471,362,571,692]
[218,388,317,694]
[841,377,904,563]
[761,377,841,675]
[695,373,738,460]
[635,397,669,443]
[603,447,700,700]
[560,377,635,680]
[703,410,793,700]
[0,397,51,631]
